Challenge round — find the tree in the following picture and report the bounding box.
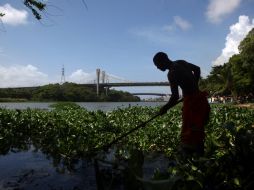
[200,65,230,95]
[239,28,254,60]
[238,28,254,94]
[1,0,87,20]
[0,0,46,20]
[225,54,253,96]
[23,0,46,20]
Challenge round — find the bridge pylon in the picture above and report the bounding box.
[96,68,100,96]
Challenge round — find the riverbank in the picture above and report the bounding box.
[0,98,28,102]
[235,103,254,109]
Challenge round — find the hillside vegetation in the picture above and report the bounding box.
[0,82,140,102]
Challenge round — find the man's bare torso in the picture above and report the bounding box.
[168,60,200,97]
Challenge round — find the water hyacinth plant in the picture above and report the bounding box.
[0,103,253,189]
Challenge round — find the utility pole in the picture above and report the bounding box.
[60,65,65,84]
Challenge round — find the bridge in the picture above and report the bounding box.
[80,82,170,96]
[80,82,169,88]
[131,93,170,96]
[84,69,170,96]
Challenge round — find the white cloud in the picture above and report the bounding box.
[173,16,192,30]
[213,15,254,66]
[0,64,49,87]
[68,69,95,83]
[206,0,241,23]
[0,4,28,26]
[130,16,191,44]
[130,26,173,44]
[162,16,191,32]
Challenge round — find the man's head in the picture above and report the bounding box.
[153,52,171,71]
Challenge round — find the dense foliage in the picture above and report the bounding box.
[200,28,254,98]
[0,0,45,20]
[0,82,140,102]
[0,104,253,189]
[0,0,87,20]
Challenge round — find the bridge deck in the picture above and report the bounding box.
[81,82,170,87]
[132,93,170,96]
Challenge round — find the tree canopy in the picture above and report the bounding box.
[0,0,46,20]
[23,0,46,20]
[1,1,87,20]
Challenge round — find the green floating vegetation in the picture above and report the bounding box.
[50,102,81,110]
[0,104,253,189]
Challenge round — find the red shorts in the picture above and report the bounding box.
[181,91,210,145]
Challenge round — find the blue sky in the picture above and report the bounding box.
[0,0,253,96]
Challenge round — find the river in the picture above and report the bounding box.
[0,101,166,111]
[0,101,168,189]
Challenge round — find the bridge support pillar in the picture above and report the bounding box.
[105,87,108,96]
[96,69,100,96]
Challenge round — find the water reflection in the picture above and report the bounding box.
[0,145,97,190]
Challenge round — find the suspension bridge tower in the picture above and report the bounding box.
[96,68,100,96]
[96,69,108,96]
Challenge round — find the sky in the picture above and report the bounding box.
[0,0,254,96]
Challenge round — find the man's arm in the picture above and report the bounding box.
[188,62,200,83]
[159,73,179,115]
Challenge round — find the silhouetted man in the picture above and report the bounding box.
[153,52,210,156]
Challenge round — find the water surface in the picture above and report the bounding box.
[0,146,96,190]
[0,102,165,111]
